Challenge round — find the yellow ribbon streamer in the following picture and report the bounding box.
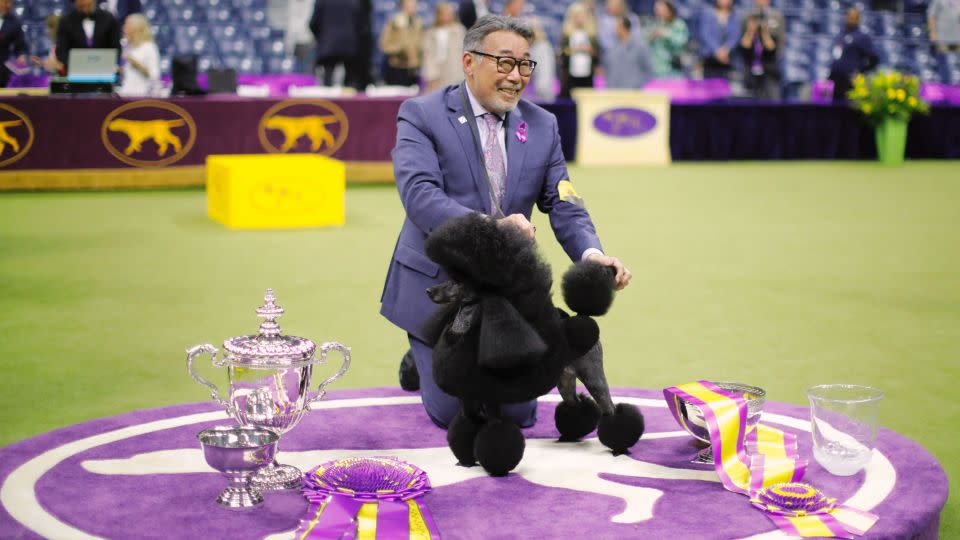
[408,499,432,540]
[356,502,378,540]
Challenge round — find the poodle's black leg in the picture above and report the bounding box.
[462,398,485,423]
[554,365,601,441]
[572,342,615,416]
[447,399,485,466]
[574,342,645,455]
[557,367,578,403]
[474,401,525,476]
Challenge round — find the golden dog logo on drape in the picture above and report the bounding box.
[258,99,349,155]
[101,101,197,167]
[0,103,35,168]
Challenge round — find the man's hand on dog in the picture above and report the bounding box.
[586,253,632,290]
[496,214,631,291]
[497,213,537,240]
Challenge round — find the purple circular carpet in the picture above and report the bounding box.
[0,387,947,539]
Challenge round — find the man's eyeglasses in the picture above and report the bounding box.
[469,51,537,76]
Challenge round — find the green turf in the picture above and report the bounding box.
[1,162,958,534]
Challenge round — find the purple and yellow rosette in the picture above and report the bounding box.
[664,381,878,538]
[751,482,879,539]
[295,456,440,539]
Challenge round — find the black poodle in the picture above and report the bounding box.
[421,213,644,476]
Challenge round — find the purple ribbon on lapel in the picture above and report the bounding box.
[515,121,527,143]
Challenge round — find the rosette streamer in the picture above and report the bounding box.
[295,457,439,539]
[664,381,878,538]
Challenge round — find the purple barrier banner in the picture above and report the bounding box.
[0,95,403,170]
[811,79,960,105]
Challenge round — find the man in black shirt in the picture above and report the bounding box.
[828,8,879,102]
[55,0,121,75]
[0,0,28,87]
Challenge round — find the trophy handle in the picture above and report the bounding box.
[187,344,234,415]
[308,341,351,407]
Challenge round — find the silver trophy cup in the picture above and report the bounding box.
[198,425,280,508]
[188,288,351,491]
[675,382,766,464]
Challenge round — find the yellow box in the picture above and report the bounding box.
[206,154,345,229]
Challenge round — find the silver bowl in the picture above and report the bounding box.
[676,382,766,464]
[198,425,281,508]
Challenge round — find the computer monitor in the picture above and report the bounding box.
[206,68,238,94]
[67,48,119,83]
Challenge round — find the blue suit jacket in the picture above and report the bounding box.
[830,29,878,78]
[380,82,603,340]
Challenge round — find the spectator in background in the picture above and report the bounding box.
[597,0,640,71]
[928,0,960,53]
[380,0,423,86]
[117,13,159,96]
[503,0,525,18]
[699,0,740,80]
[0,0,27,88]
[742,0,785,58]
[422,2,466,91]
[828,8,878,102]
[606,15,652,88]
[737,9,780,99]
[310,0,371,90]
[56,0,122,76]
[63,0,141,25]
[560,2,599,97]
[529,17,557,100]
[648,0,688,78]
[31,15,62,74]
[458,0,489,30]
[107,0,141,25]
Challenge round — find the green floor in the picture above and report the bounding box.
[1,162,958,534]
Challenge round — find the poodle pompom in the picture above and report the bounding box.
[555,393,601,441]
[562,261,615,316]
[564,314,600,353]
[447,413,483,466]
[597,403,644,455]
[474,419,525,476]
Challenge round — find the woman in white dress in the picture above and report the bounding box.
[118,14,160,96]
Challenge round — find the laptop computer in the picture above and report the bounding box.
[67,48,119,83]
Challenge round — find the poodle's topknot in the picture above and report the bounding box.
[424,212,551,294]
[561,261,616,316]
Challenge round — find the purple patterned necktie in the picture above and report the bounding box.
[481,113,506,213]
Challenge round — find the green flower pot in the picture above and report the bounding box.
[875,118,908,165]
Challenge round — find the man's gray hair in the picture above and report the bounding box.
[463,15,534,54]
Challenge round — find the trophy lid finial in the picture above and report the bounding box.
[221,287,316,366]
[256,288,284,337]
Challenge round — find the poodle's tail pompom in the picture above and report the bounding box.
[555,393,601,441]
[562,261,615,316]
[597,403,644,455]
[474,419,525,476]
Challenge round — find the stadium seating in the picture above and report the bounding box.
[15,0,955,90]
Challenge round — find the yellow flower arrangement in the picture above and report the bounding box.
[847,69,930,125]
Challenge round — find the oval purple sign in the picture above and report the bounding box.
[592,108,657,137]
